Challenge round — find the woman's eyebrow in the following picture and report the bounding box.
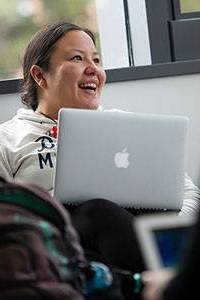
[68,48,100,56]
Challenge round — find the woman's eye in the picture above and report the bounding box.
[93,57,100,64]
[71,55,82,61]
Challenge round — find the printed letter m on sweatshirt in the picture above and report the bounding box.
[38,153,53,169]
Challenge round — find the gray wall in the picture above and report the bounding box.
[0,93,22,122]
[1,73,200,186]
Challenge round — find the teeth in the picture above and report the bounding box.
[79,83,97,89]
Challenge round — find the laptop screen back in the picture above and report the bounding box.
[151,224,193,268]
[134,213,196,270]
[54,108,189,210]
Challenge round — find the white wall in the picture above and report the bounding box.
[1,73,200,186]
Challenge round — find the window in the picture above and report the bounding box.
[173,0,200,19]
[95,0,130,69]
[0,0,99,80]
[1,0,200,92]
[180,0,200,14]
[96,0,152,68]
[146,0,200,62]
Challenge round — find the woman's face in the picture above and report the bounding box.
[41,30,106,115]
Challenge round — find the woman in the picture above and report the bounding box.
[0,21,199,272]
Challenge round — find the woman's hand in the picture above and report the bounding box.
[141,269,175,300]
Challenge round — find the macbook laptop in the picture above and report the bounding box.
[133,213,196,270]
[54,108,189,209]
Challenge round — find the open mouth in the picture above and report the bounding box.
[79,82,97,93]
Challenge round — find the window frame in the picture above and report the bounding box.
[145,0,173,64]
[123,0,134,66]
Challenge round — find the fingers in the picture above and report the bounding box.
[141,269,175,300]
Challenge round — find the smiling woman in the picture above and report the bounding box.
[0,21,200,300]
[28,29,106,118]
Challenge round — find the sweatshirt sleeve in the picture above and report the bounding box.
[0,144,13,182]
[179,173,200,216]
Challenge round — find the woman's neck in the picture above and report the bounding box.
[37,104,58,120]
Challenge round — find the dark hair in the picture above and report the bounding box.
[21,21,96,111]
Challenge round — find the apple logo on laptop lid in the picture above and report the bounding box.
[114,148,130,168]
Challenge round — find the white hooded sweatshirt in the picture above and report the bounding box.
[0,108,199,216]
[0,108,57,193]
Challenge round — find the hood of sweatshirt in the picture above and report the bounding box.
[15,108,56,125]
[15,107,106,124]
[15,106,126,126]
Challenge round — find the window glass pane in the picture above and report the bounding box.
[96,0,130,69]
[0,0,99,80]
[180,0,200,13]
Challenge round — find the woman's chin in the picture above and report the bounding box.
[80,99,101,110]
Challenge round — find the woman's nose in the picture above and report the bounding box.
[84,61,99,76]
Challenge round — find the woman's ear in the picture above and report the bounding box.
[30,65,47,89]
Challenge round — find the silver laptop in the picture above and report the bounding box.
[54,108,189,209]
[133,213,196,270]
